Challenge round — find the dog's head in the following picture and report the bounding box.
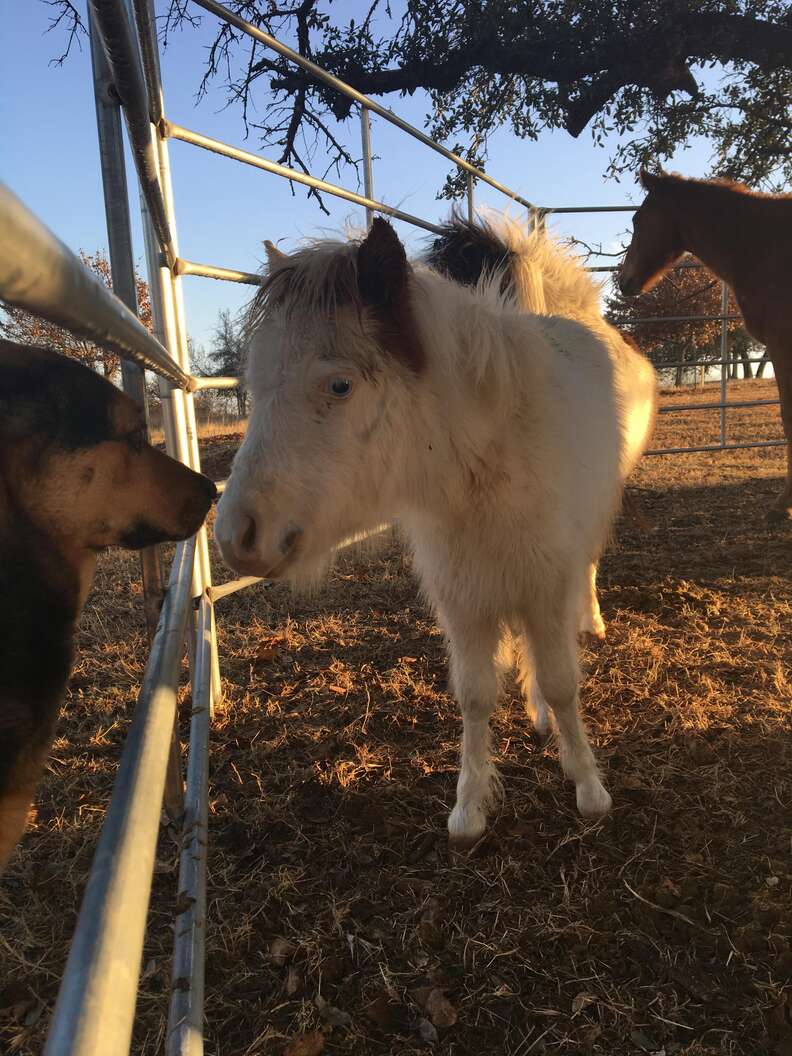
[0,341,216,556]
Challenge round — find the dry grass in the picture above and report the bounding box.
[2,380,791,1055]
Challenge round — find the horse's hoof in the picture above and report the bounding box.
[447,804,486,849]
[576,779,612,818]
[531,725,551,748]
[579,628,606,645]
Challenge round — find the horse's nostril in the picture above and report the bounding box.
[280,525,302,555]
[235,514,257,553]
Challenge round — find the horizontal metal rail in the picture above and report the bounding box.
[659,397,779,414]
[45,537,197,1056]
[191,374,240,390]
[653,355,768,371]
[162,121,444,235]
[207,576,263,602]
[543,204,636,214]
[0,181,192,389]
[632,313,741,325]
[89,0,175,266]
[190,0,535,212]
[174,258,261,285]
[205,523,391,601]
[589,260,705,274]
[646,438,785,456]
[167,593,212,1056]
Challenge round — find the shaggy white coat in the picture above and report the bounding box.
[215,226,656,844]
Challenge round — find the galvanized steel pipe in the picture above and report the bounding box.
[0,181,192,388]
[88,0,175,266]
[44,538,197,1056]
[162,121,444,235]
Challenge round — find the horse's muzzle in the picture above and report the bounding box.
[618,272,640,297]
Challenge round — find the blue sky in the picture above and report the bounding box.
[3,1,717,354]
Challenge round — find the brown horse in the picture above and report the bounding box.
[620,170,792,519]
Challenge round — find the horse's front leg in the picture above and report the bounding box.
[767,340,792,521]
[441,605,501,848]
[524,576,612,818]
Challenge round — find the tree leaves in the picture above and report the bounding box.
[151,0,792,196]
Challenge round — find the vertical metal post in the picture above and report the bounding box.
[166,595,212,1056]
[359,105,374,230]
[89,12,165,640]
[719,280,729,447]
[466,172,475,223]
[132,0,221,703]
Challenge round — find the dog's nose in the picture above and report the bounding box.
[202,475,218,504]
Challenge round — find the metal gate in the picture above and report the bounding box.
[0,0,781,1053]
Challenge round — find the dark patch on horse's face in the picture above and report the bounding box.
[356,218,425,374]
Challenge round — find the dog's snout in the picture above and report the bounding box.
[204,476,219,504]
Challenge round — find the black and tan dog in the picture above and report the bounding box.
[0,340,216,873]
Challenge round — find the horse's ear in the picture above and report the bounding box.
[357,218,424,372]
[356,217,409,309]
[640,168,666,192]
[264,240,289,273]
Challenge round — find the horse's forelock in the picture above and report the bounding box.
[246,231,426,375]
[246,243,362,335]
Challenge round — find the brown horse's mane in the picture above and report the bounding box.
[645,170,792,201]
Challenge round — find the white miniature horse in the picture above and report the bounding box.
[215,218,657,846]
[425,210,656,640]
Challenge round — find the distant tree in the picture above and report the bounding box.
[0,250,151,382]
[605,261,761,385]
[207,309,249,417]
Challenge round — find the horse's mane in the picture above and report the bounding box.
[645,170,792,202]
[424,210,603,321]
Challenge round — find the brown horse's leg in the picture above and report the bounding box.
[0,738,53,876]
[767,342,792,522]
[0,784,37,874]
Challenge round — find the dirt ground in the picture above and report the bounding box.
[1,378,791,1056]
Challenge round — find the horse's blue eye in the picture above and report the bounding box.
[329,378,352,397]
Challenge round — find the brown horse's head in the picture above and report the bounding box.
[619,170,686,297]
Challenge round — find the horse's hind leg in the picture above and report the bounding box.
[441,605,501,847]
[767,341,792,521]
[577,562,606,640]
[514,635,551,737]
[524,577,612,818]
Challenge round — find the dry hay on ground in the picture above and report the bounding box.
[1,379,791,1055]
